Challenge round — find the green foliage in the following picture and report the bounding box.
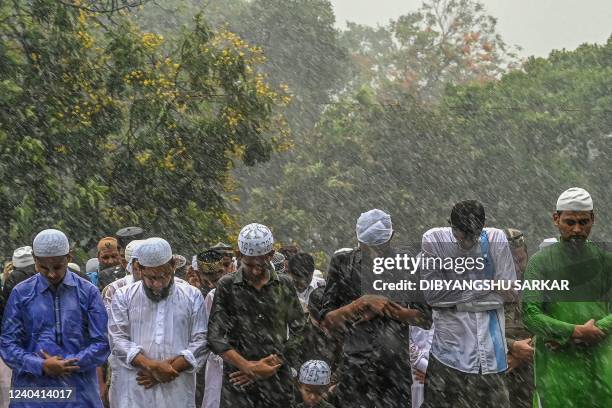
[244,37,612,257]
[0,1,288,257]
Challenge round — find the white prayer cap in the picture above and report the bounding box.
[556,187,593,211]
[174,254,187,269]
[538,237,558,251]
[32,229,70,257]
[85,258,99,273]
[299,360,331,386]
[12,246,34,268]
[68,262,81,272]
[134,237,173,267]
[124,239,144,262]
[238,223,274,256]
[356,209,393,246]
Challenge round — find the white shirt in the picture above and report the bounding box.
[297,275,326,311]
[108,278,208,408]
[409,324,434,373]
[202,289,223,408]
[421,227,516,374]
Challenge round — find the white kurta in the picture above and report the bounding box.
[108,279,208,408]
[202,289,222,408]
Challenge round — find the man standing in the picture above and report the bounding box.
[320,209,429,408]
[287,252,326,312]
[96,237,126,291]
[522,187,611,407]
[108,237,207,408]
[102,239,144,314]
[503,228,534,408]
[207,223,306,407]
[0,229,110,407]
[420,200,516,408]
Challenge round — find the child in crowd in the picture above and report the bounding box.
[296,360,335,408]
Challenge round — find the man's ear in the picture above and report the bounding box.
[265,250,275,262]
[552,212,560,226]
[66,254,72,263]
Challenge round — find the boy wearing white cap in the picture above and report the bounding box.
[522,187,612,407]
[296,360,335,408]
[207,223,306,407]
[108,237,207,408]
[0,229,110,408]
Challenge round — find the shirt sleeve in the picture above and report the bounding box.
[0,289,45,376]
[178,289,208,373]
[207,278,234,355]
[522,254,574,345]
[64,285,110,371]
[282,277,307,370]
[319,253,351,320]
[420,232,465,306]
[102,284,116,316]
[108,287,143,366]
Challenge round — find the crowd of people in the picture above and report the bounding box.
[0,186,610,408]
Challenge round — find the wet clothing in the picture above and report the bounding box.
[108,278,207,408]
[421,227,516,374]
[320,248,430,408]
[207,266,306,407]
[0,271,110,408]
[2,265,37,303]
[295,400,336,408]
[504,301,533,408]
[421,356,510,408]
[97,265,126,292]
[522,240,612,407]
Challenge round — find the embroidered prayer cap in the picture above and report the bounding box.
[135,237,173,267]
[97,237,119,253]
[32,229,70,257]
[237,223,274,256]
[174,254,187,269]
[356,209,393,246]
[299,360,331,386]
[271,251,286,273]
[12,246,35,268]
[125,240,145,262]
[556,187,593,211]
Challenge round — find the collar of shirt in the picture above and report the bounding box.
[232,265,280,287]
[37,270,77,294]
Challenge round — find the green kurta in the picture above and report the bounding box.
[522,240,612,408]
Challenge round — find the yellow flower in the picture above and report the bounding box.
[141,33,164,50]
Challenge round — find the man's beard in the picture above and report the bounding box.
[143,278,174,302]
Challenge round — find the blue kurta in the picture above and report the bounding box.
[0,271,110,407]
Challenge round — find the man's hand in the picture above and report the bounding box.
[509,338,534,363]
[136,370,159,389]
[572,319,605,345]
[40,350,80,377]
[506,354,520,373]
[229,354,282,386]
[415,369,426,384]
[148,360,180,383]
[352,295,393,324]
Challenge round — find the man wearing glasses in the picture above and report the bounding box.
[420,200,516,408]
